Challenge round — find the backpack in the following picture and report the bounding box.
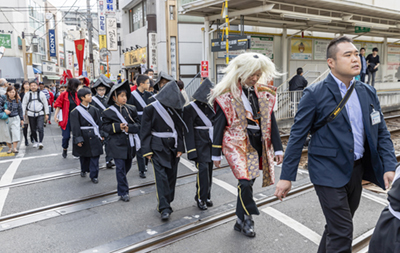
[26,90,45,114]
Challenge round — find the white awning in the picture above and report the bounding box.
[0,57,35,81]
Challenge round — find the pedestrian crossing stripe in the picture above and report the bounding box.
[0,147,15,157]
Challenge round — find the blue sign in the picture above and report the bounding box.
[49,29,56,57]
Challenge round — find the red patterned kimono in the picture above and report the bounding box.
[215,83,277,187]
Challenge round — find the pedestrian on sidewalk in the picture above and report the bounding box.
[70,87,104,184]
[141,81,186,221]
[90,74,114,168]
[210,52,283,237]
[183,78,215,211]
[4,86,23,153]
[53,78,80,158]
[19,81,31,146]
[101,81,140,202]
[275,36,396,252]
[21,81,49,149]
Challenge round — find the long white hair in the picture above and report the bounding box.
[209,52,281,104]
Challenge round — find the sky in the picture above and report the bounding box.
[47,0,98,12]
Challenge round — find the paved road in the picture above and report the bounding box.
[0,122,389,252]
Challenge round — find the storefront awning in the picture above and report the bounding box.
[43,75,60,80]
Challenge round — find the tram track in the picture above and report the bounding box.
[0,164,231,224]
[114,154,400,253]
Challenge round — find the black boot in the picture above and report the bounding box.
[242,219,256,237]
[62,149,67,158]
[194,196,207,210]
[25,139,29,146]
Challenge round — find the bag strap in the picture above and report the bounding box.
[310,81,355,135]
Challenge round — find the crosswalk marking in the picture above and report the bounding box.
[262,207,321,245]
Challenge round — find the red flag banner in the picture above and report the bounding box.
[60,71,67,85]
[74,39,85,76]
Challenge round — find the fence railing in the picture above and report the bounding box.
[275,90,303,120]
[275,90,400,121]
[184,72,202,100]
[309,68,330,85]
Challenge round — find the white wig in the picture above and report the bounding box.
[209,52,281,104]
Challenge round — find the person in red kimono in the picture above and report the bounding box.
[209,52,283,237]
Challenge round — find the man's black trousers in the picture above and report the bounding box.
[28,115,44,143]
[314,162,364,253]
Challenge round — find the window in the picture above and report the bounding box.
[129,1,147,33]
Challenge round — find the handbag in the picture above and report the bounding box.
[0,95,8,120]
[0,99,8,120]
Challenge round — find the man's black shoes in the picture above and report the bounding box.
[62,149,67,158]
[80,172,86,177]
[91,178,99,184]
[195,197,207,210]
[139,171,146,178]
[206,199,213,207]
[161,211,170,221]
[106,161,115,169]
[234,219,256,237]
[120,194,130,202]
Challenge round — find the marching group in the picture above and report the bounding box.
[1,36,400,251]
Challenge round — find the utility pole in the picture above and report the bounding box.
[22,32,28,81]
[87,0,94,79]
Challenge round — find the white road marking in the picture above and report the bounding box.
[212,178,238,196]
[0,151,72,164]
[362,192,388,206]
[178,157,197,172]
[262,207,321,245]
[0,144,26,215]
[180,157,238,196]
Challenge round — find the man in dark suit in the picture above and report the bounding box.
[359,47,367,83]
[289,67,308,91]
[275,36,397,252]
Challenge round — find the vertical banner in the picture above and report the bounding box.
[74,39,85,76]
[106,18,117,51]
[98,1,106,35]
[201,61,209,78]
[170,37,177,79]
[105,0,116,15]
[99,35,107,50]
[49,29,56,57]
[149,33,157,72]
